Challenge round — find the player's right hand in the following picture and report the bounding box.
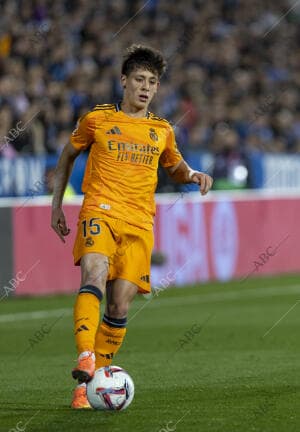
[51,207,70,243]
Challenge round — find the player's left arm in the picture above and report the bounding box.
[166,160,213,195]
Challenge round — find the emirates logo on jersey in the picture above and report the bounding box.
[149,128,158,142]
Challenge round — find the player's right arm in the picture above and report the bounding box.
[51,142,80,242]
[51,112,95,242]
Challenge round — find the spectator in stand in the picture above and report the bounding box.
[212,129,251,189]
[0,0,299,191]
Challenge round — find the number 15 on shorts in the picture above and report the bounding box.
[82,218,101,237]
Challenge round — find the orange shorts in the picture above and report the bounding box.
[73,213,154,294]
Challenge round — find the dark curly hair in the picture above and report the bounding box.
[121,44,167,78]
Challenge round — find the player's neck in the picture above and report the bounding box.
[120,101,148,118]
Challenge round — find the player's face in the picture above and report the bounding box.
[121,68,159,110]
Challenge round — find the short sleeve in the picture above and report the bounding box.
[159,125,183,168]
[70,112,95,151]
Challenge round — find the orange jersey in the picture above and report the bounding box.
[70,103,183,230]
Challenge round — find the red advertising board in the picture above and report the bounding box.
[152,195,298,288]
[13,204,81,295]
[11,192,300,295]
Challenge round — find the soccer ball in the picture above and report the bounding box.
[87,366,134,411]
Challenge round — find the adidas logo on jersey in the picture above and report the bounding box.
[106,126,122,135]
[75,324,89,335]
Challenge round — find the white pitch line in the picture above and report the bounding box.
[145,283,300,310]
[0,284,300,324]
[0,308,71,323]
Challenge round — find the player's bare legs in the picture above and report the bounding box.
[80,253,109,290]
[94,279,138,369]
[106,279,138,318]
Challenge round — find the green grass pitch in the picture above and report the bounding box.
[1,273,300,432]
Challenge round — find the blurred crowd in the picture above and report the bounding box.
[0,0,299,187]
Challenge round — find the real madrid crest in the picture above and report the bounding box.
[149,128,158,142]
[85,237,94,247]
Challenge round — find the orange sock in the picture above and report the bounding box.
[74,285,103,354]
[94,315,127,369]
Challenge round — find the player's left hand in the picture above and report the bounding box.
[190,172,213,195]
[51,207,71,243]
